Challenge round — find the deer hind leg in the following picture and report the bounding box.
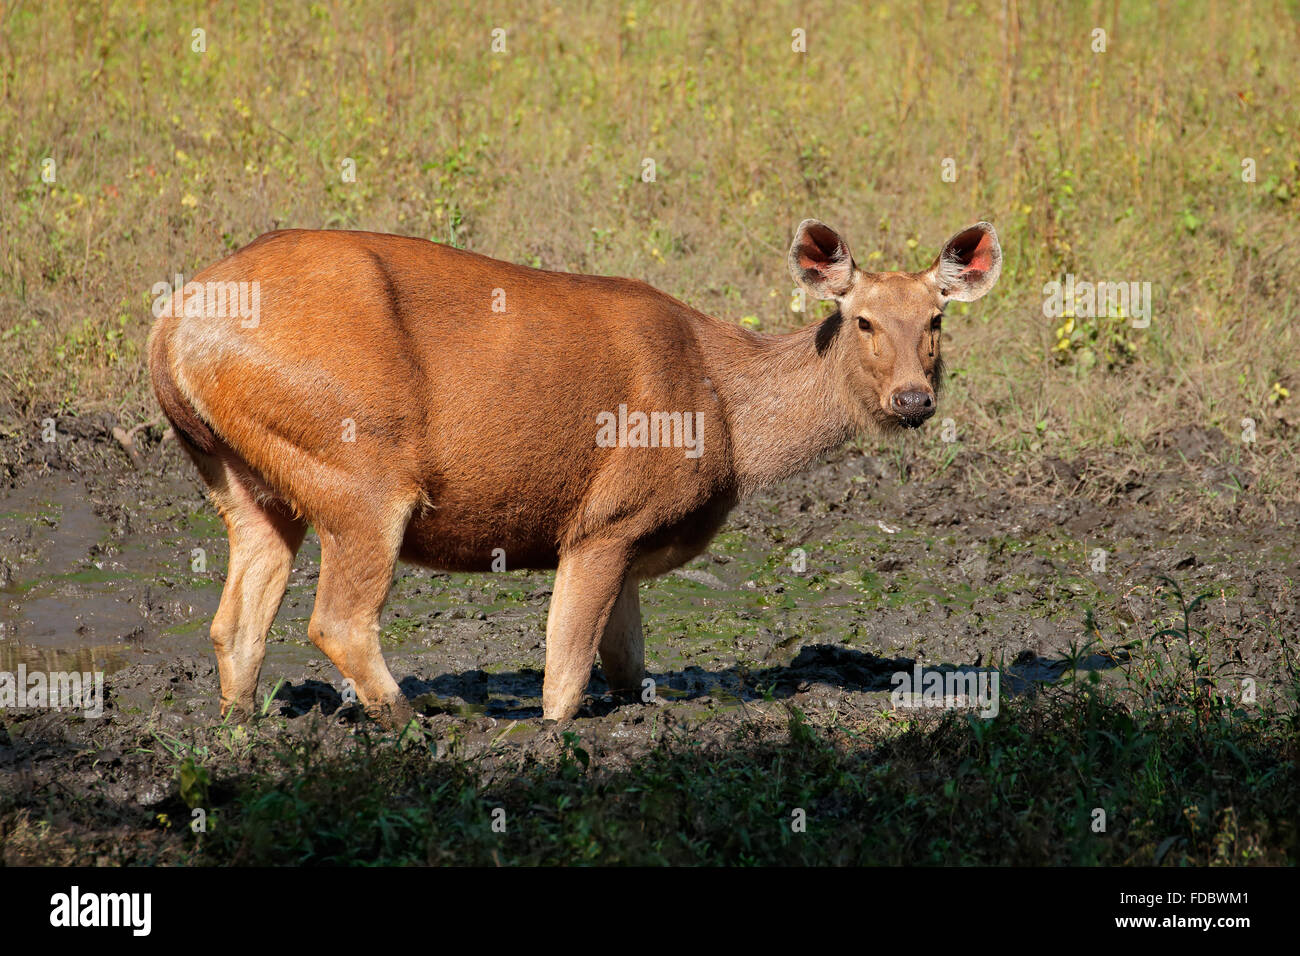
[598,577,645,700]
[543,541,631,721]
[205,460,306,722]
[307,509,415,729]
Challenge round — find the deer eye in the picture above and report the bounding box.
[857,317,873,333]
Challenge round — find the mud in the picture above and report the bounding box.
[0,414,1297,859]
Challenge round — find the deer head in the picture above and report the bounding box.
[788,219,1001,433]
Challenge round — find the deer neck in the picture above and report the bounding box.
[701,312,860,497]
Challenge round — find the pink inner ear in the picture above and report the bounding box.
[964,232,995,274]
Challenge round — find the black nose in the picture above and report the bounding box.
[890,389,935,424]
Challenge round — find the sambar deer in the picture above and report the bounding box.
[147,220,1000,726]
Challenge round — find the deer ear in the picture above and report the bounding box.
[929,222,1001,302]
[788,219,857,300]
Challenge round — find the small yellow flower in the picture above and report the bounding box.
[181,193,198,207]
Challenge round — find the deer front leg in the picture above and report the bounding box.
[542,541,630,721]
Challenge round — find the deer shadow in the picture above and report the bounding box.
[270,643,1123,721]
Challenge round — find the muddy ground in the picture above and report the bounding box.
[0,415,1296,861]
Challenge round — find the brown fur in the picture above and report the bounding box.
[147,220,1000,724]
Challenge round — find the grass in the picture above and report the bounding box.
[111,680,1300,865]
[1,0,1297,502]
[1,576,1296,865]
[197,583,1299,866]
